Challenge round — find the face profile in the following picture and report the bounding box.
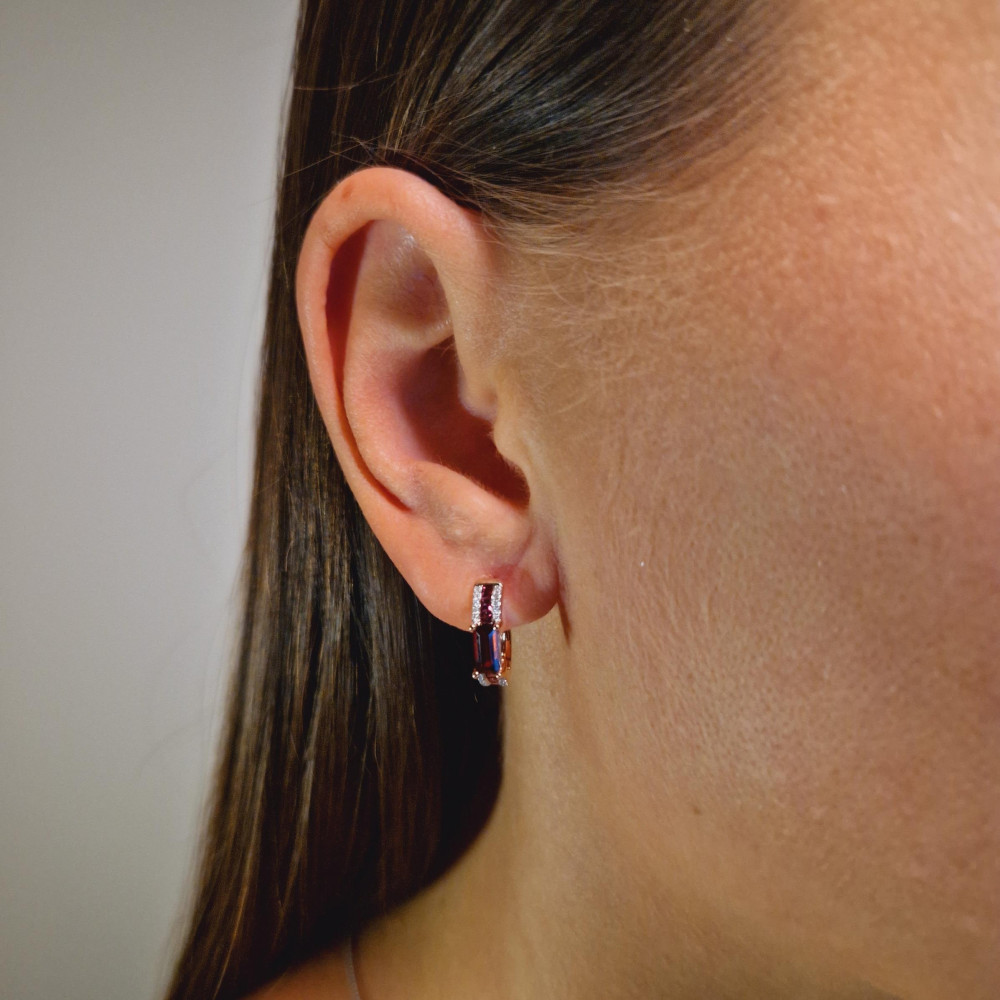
[165,3,1000,999]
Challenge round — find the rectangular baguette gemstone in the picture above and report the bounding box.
[473,624,505,679]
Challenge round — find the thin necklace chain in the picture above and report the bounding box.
[345,933,363,1000]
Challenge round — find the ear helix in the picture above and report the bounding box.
[469,581,511,687]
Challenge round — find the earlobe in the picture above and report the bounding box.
[295,168,558,631]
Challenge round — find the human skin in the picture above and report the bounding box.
[492,1,999,996]
[269,1,999,998]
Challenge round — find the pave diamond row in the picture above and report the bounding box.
[470,581,503,629]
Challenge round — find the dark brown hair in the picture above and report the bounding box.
[164,2,778,998]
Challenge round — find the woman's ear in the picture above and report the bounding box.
[295,167,558,630]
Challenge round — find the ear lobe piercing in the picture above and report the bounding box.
[470,581,511,686]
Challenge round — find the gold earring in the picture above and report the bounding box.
[470,581,511,687]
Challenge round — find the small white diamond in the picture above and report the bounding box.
[490,583,503,626]
[471,583,486,629]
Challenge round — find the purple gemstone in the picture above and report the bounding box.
[478,587,496,626]
[472,624,510,685]
[473,624,498,675]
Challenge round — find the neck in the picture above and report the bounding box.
[352,613,892,1000]
[354,613,637,998]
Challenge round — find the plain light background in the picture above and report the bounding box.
[1,3,300,997]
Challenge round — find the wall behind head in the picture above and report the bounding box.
[0,2,299,997]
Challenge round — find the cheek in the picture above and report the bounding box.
[539,3,1000,989]
[711,0,1000,800]
[678,213,1000,998]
